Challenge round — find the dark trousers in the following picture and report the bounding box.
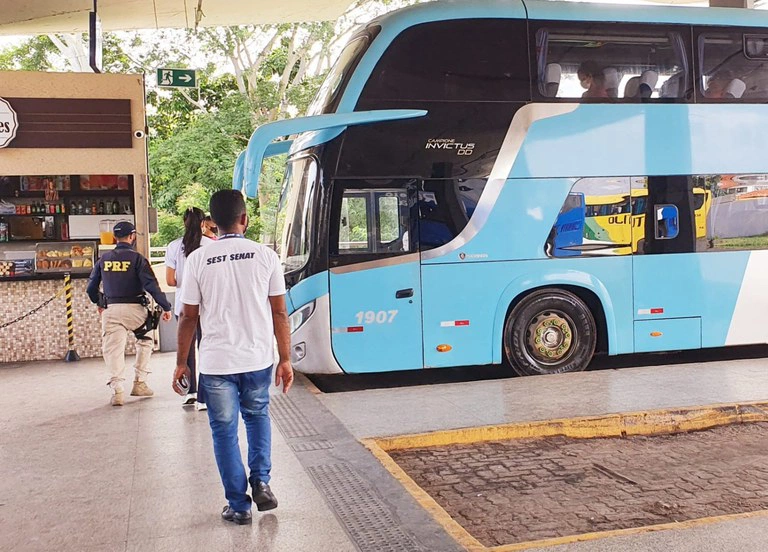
[177,316,204,402]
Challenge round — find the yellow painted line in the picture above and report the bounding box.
[489,509,768,552]
[361,438,487,552]
[373,401,768,452]
[363,401,768,552]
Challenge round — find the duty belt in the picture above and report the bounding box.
[106,296,148,306]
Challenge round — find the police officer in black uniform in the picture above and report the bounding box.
[87,221,172,406]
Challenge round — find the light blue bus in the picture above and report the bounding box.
[235,0,768,376]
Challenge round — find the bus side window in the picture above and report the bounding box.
[376,192,408,253]
[339,194,372,254]
[532,22,691,101]
[359,19,530,103]
[697,30,768,101]
[335,186,416,259]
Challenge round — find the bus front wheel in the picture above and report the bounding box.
[504,289,596,376]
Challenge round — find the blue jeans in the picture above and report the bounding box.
[200,368,272,512]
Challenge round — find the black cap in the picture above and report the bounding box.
[113,221,136,238]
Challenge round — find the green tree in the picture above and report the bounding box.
[148,91,252,210]
[0,36,57,71]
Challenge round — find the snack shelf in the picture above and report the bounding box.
[34,241,96,274]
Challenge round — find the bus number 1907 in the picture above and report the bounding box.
[355,310,399,325]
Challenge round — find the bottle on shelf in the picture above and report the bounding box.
[44,217,54,239]
[112,198,120,215]
[70,200,77,215]
[98,201,105,215]
[91,200,97,215]
[76,200,83,215]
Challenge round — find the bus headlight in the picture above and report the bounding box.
[289,301,315,334]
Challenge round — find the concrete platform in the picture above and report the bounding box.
[318,356,768,439]
[0,353,354,552]
[3,351,768,551]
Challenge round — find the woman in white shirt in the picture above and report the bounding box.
[165,207,214,409]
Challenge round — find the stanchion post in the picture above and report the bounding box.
[63,272,80,362]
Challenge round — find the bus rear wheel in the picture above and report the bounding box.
[504,289,596,376]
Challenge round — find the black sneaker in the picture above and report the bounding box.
[252,481,278,512]
[221,505,252,525]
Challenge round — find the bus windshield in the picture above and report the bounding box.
[274,156,317,273]
[307,35,370,115]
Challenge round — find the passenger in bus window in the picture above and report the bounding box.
[704,70,745,99]
[578,61,609,99]
[705,71,730,98]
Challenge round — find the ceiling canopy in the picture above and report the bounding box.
[0,0,355,35]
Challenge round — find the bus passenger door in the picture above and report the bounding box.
[632,176,703,353]
[328,179,423,373]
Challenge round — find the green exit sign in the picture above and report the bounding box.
[156,68,197,88]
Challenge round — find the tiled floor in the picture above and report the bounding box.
[5,351,768,551]
[0,353,354,552]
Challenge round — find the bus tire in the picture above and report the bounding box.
[504,289,596,376]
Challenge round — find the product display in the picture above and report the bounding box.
[35,242,95,274]
[0,259,33,278]
[1,174,135,280]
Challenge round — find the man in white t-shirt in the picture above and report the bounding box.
[174,190,293,525]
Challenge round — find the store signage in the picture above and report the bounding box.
[156,68,197,88]
[0,97,18,148]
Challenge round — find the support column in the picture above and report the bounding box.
[89,0,102,73]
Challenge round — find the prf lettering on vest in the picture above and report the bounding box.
[206,252,256,265]
[104,261,132,271]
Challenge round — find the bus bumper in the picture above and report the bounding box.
[290,294,343,375]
